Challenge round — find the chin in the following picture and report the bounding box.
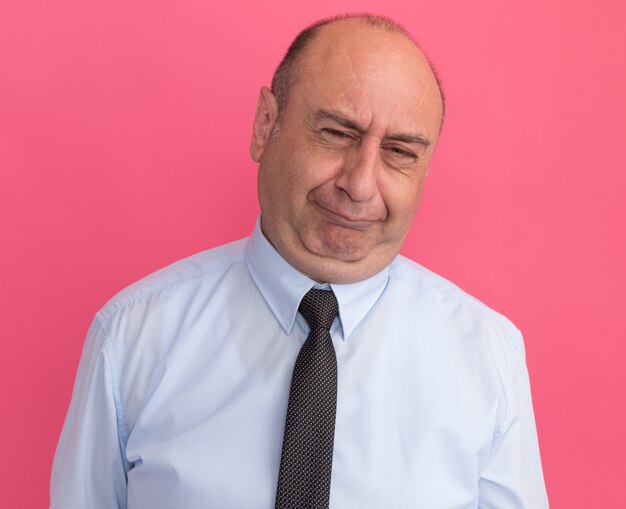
[287,234,394,283]
[305,235,370,263]
[315,222,377,254]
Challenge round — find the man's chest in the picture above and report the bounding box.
[122,326,499,509]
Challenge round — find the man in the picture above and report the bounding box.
[51,14,548,508]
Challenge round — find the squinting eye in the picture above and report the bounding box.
[385,146,417,159]
[322,128,355,140]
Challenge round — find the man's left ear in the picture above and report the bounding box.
[249,87,279,162]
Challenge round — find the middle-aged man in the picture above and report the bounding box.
[51,14,549,508]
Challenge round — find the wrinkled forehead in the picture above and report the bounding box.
[293,22,443,135]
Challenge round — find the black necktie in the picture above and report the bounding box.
[275,289,339,509]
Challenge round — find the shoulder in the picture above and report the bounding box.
[389,255,520,334]
[389,255,524,371]
[96,236,249,326]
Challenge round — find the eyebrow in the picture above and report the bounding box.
[316,109,431,148]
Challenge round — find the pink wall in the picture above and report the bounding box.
[2,0,624,506]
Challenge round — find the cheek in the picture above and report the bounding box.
[260,149,299,197]
[381,174,426,219]
[290,150,343,194]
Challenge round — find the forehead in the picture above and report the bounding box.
[291,21,443,135]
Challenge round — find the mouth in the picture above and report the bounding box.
[313,202,379,231]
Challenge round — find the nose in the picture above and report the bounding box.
[335,138,380,202]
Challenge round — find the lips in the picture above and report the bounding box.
[313,201,380,230]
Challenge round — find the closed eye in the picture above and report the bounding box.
[384,145,417,160]
[321,128,356,140]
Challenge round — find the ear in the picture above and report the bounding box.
[249,87,279,162]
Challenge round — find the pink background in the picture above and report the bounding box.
[2,0,625,506]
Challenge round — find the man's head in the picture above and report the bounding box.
[250,14,444,283]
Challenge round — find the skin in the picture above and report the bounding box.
[250,20,444,283]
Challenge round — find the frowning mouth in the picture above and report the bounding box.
[313,202,379,231]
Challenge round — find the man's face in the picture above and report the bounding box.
[250,22,443,283]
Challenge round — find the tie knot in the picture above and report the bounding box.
[298,289,339,331]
